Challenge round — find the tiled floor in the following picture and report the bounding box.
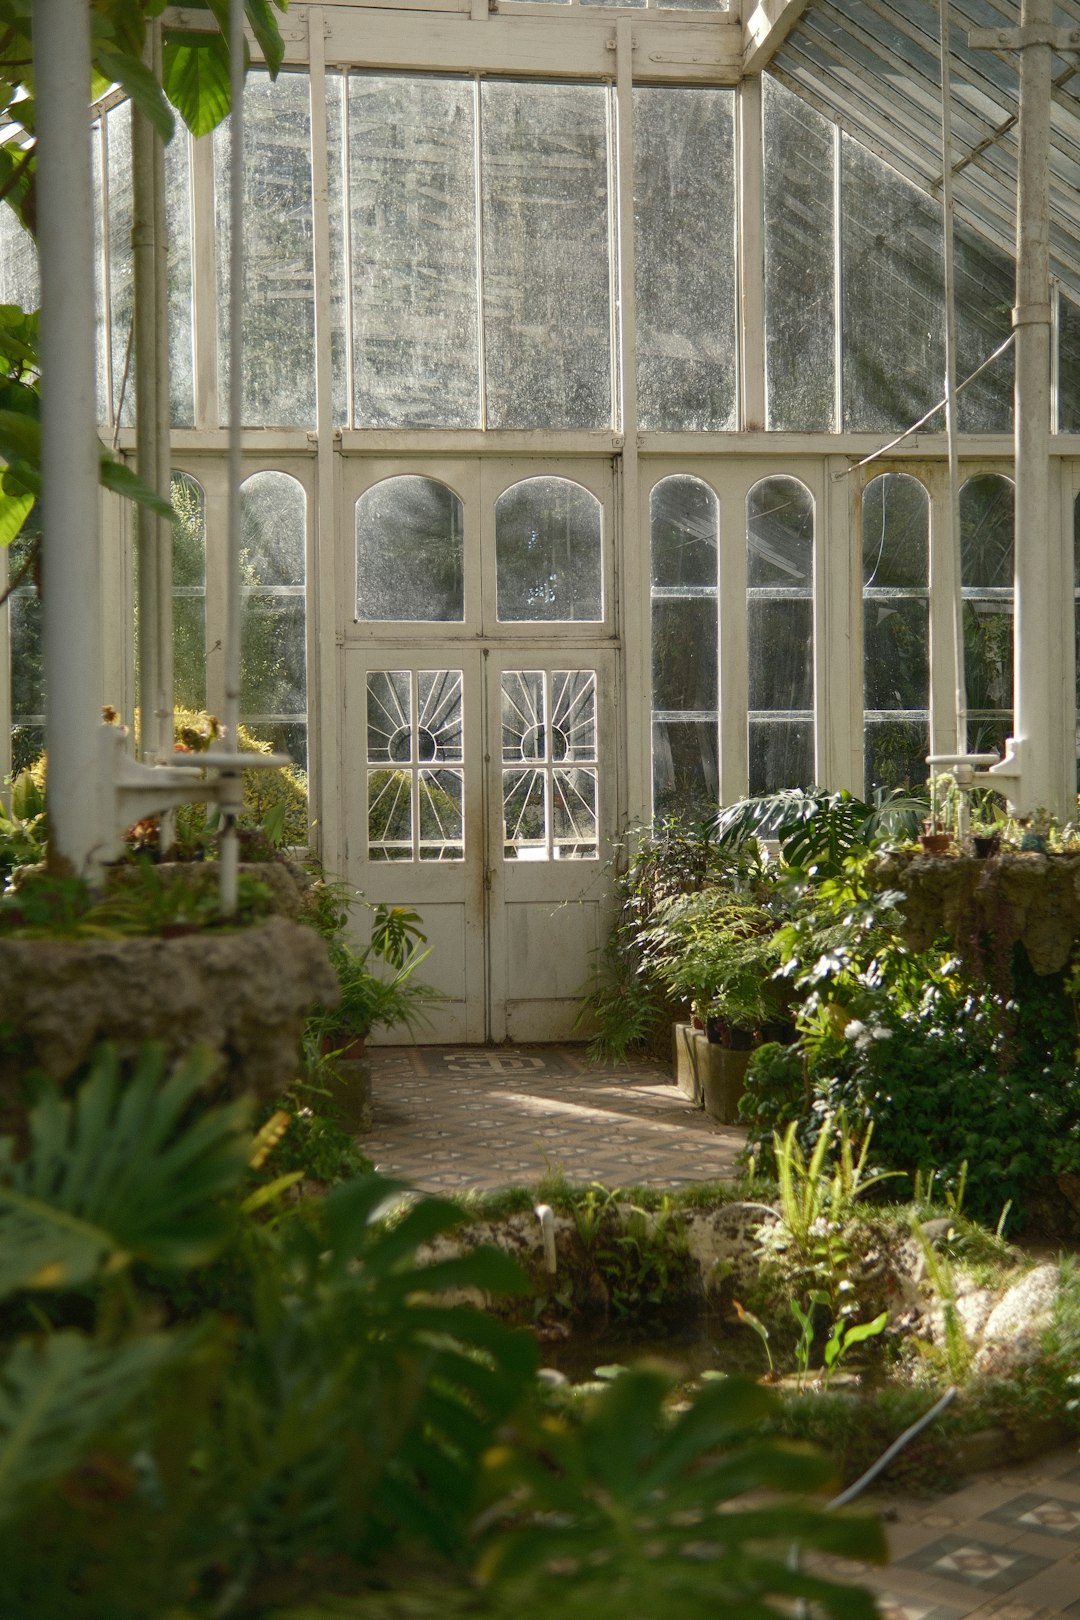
[362,1042,1080,1616]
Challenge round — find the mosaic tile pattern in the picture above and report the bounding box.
[982,1495,1080,1538]
[364,1043,747,1192]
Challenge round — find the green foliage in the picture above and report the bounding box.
[0,765,47,879]
[569,1188,696,1319]
[714,787,923,876]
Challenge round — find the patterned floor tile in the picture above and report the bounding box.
[873,1597,970,1620]
[981,1495,1080,1538]
[895,1537,1053,1594]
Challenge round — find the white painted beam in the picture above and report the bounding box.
[743,0,812,76]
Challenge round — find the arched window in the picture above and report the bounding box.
[494,477,602,623]
[961,473,1014,757]
[649,475,719,820]
[356,476,464,622]
[171,472,206,713]
[746,476,814,793]
[240,471,307,767]
[862,472,930,795]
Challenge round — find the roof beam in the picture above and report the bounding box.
[743,0,813,74]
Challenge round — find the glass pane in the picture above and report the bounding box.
[964,602,1014,712]
[842,136,944,433]
[93,122,107,425]
[356,477,464,622]
[862,474,928,588]
[747,477,813,588]
[495,478,603,622]
[748,720,813,795]
[325,70,349,429]
[107,105,135,428]
[11,726,43,774]
[552,768,597,857]
[9,590,43,722]
[748,598,813,711]
[248,719,306,772]
[764,76,835,432]
[241,471,306,587]
[419,769,464,861]
[367,671,412,762]
[481,82,611,431]
[0,197,38,308]
[240,596,306,718]
[650,476,718,588]
[550,670,597,762]
[502,670,545,761]
[349,73,479,428]
[216,70,315,427]
[173,596,206,713]
[961,474,1014,588]
[954,221,1013,433]
[652,598,717,712]
[864,719,930,798]
[967,715,1011,761]
[417,670,464,763]
[172,473,205,588]
[368,767,413,861]
[1060,291,1080,432]
[164,128,194,427]
[652,718,718,824]
[503,768,546,857]
[863,599,929,711]
[634,88,736,431]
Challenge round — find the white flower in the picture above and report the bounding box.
[844,1019,866,1042]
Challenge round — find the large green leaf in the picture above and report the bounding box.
[95,47,174,143]
[98,451,176,519]
[0,487,32,545]
[0,1331,176,1526]
[162,31,233,136]
[0,1044,252,1298]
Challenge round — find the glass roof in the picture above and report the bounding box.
[773,0,1080,297]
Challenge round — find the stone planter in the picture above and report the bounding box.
[673,1022,750,1124]
[328,1055,374,1133]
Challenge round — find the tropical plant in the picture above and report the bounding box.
[714,787,923,876]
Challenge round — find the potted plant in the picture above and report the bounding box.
[306,901,436,1059]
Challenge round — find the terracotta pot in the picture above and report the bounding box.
[920,832,952,854]
[320,1032,367,1062]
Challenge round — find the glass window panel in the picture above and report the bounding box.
[164,129,194,428]
[356,477,464,622]
[550,670,597,762]
[495,478,603,623]
[634,88,736,431]
[481,82,611,431]
[748,599,813,711]
[842,136,944,433]
[763,75,835,432]
[865,719,930,797]
[954,221,1013,434]
[325,70,349,429]
[11,726,43,774]
[503,768,547,857]
[367,670,413,763]
[92,122,106,426]
[961,473,1014,588]
[9,590,43,724]
[241,471,306,587]
[418,670,464,763]
[173,596,206,714]
[863,600,929,712]
[748,720,813,796]
[963,602,1014,713]
[502,669,545,761]
[650,476,718,589]
[240,596,306,717]
[215,70,315,427]
[652,599,718,712]
[552,768,597,857]
[652,718,718,824]
[172,473,206,712]
[1060,292,1080,432]
[368,767,413,861]
[349,73,479,428]
[419,769,464,861]
[966,715,1011,761]
[747,477,813,588]
[250,720,307,773]
[0,192,38,308]
[862,473,929,589]
[172,473,205,589]
[107,106,135,428]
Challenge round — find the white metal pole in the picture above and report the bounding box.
[35,0,106,877]
[939,0,965,763]
[219,0,246,912]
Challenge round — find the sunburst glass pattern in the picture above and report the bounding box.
[366,670,464,861]
[501,669,598,859]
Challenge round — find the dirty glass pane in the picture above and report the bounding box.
[863,600,929,712]
[419,769,464,861]
[862,473,928,589]
[9,590,42,724]
[356,477,464,622]
[172,472,205,712]
[241,471,306,587]
[11,725,42,774]
[652,719,718,823]
[495,478,603,622]
[865,719,929,797]
[0,192,38,308]
[107,105,135,428]
[552,768,597,857]
[350,73,478,428]
[216,70,315,427]
[367,670,413,763]
[482,82,611,431]
[503,769,547,857]
[240,596,306,715]
[961,474,1014,588]
[92,123,106,425]
[501,670,597,859]
[325,71,349,429]
[748,599,813,711]
[650,476,718,588]
[954,221,1013,434]
[550,670,597,762]
[634,87,736,431]
[1060,291,1080,432]
[748,720,813,795]
[842,136,944,433]
[963,603,1014,711]
[502,669,546,761]
[366,671,464,861]
[418,670,465,762]
[165,128,194,427]
[764,75,834,432]
[747,477,813,587]
[652,599,717,712]
[368,768,412,861]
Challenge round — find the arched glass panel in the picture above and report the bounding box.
[862,473,930,795]
[356,477,464,622]
[495,478,602,623]
[746,476,814,793]
[171,473,206,713]
[240,472,307,767]
[649,476,719,821]
[961,473,1014,757]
